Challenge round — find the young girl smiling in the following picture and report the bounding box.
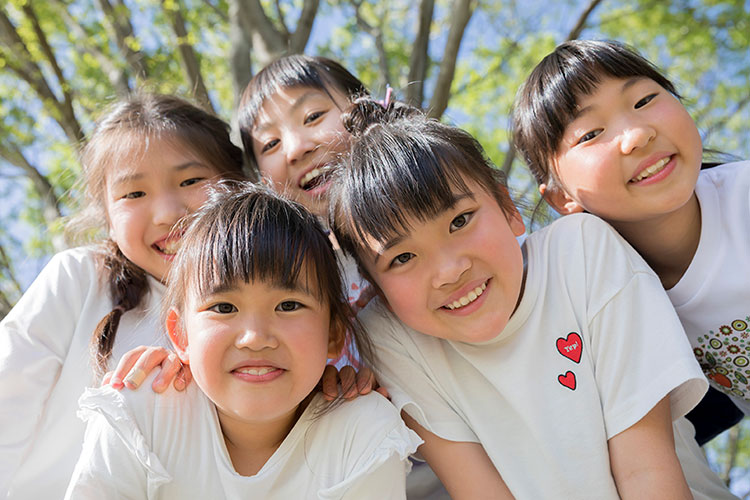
[65,183,420,498]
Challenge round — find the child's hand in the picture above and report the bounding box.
[104,345,192,393]
[321,365,389,401]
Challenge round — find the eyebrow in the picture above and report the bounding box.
[110,161,210,188]
[372,192,474,265]
[253,90,328,135]
[573,77,647,120]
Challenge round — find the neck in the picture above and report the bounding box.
[216,403,304,477]
[609,193,701,290]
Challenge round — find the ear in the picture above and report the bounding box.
[539,183,584,215]
[166,309,190,364]
[327,316,347,359]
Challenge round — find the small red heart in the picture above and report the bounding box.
[557,332,582,364]
[558,371,576,390]
[351,283,359,290]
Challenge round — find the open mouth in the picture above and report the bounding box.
[299,165,335,191]
[234,366,279,376]
[630,155,672,183]
[443,281,488,310]
[153,238,180,256]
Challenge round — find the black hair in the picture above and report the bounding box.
[164,181,374,400]
[329,97,517,286]
[70,92,246,377]
[512,39,679,187]
[238,55,368,177]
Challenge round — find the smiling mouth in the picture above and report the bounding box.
[443,281,488,310]
[234,367,279,376]
[300,165,335,191]
[153,239,180,256]
[630,156,672,183]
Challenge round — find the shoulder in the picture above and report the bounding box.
[697,160,750,200]
[36,246,100,283]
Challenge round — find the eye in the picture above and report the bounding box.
[304,110,325,124]
[261,138,280,153]
[208,302,237,314]
[450,212,473,232]
[576,129,602,145]
[276,300,302,312]
[634,93,657,109]
[122,191,145,200]
[180,177,205,187]
[390,252,415,268]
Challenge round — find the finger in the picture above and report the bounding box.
[101,371,113,388]
[339,365,357,399]
[152,353,181,393]
[174,364,193,392]
[321,365,340,401]
[355,367,375,395]
[375,386,391,400]
[123,347,170,389]
[109,346,150,389]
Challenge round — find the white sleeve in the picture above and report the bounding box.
[337,454,409,500]
[64,388,170,500]
[581,224,708,439]
[360,304,478,443]
[0,250,95,493]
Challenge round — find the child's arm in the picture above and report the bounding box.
[402,412,515,500]
[608,395,692,499]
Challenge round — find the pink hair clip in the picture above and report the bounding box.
[378,85,393,109]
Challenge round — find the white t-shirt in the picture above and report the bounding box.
[0,247,167,499]
[64,378,421,500]
[667,161,750,414]
[359,213,708,499]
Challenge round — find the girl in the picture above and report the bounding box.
[329,98,708,499]
[64,182,420,499]
[512,38,748,472]
[0,93,245,499]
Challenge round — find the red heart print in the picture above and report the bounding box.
[351,283,359,290]
[558,371,576,390]
[556,332,582,364]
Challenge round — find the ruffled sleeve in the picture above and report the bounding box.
[318,394,422,500]
[64,387,171,499]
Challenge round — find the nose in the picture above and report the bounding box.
[284,129,317,165]
[430,248,471,289]
[152,190,189,227]
[235,319,279,351]
[618,121,655,155]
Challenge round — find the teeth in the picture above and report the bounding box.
[632,156,670,182]
[235,367,276,376]
[158,239,180,255]
[299,165,333,188]
[446,282,487,310]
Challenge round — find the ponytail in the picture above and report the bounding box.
[90,240,149,378]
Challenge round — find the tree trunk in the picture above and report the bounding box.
[406,0,434,107]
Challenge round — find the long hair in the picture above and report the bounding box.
[237,55,368,177]
[69,92,246,377]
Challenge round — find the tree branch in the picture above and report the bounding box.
[96,0,149,81]
[565,0,603,40]
[228,0,254,101]
[0,8,84,144]
[427,0,475,119]
[289,0,319,54]
[50,0,131,95]
[351,0,391,87]
[274,0,290,38]
[201,0,229,22]
[163,0,215,113]
[406,0,434,107]
[231,0,286,66]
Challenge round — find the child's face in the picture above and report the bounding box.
[549,76,702,223]
[168,276,339,427]
[359,179,526,343]
[250,86,350,217]
[105,139,219,281]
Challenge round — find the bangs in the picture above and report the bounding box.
[174,183,338,306]
[238,55,367,136]
[336,124,472,248]
[515,40,677,176]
